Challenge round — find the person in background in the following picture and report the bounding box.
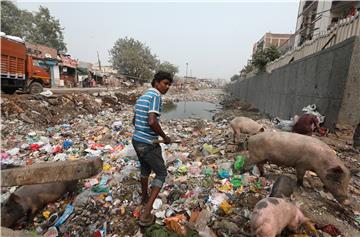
[353,122,360,149]
[292,114,320,136]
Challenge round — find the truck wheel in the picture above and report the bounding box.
[1,87,17,94]
[29,82,43,94]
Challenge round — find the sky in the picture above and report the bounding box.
[16,0,299,80]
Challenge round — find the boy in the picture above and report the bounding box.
[132,71,173,226]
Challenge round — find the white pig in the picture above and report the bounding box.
[244,131,355,205]
[250,197,309,237]
[230,117,264,143]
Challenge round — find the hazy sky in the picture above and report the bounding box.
[16,0,299,79]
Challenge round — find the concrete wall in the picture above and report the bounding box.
[338,36,360,124]
[230,36,360,128]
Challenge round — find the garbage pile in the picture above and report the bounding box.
[0,90,139,127]
[165,88,224,103]
[0,102,239,236]
[1,88,360,237]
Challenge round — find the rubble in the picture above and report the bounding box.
[1,87,359,236]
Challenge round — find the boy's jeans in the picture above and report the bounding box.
[132,139,167,188]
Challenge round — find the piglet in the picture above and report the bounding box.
[230,117,264,143]
[250,197,309,237]
[1,181,77,228]
[245,131,354,205]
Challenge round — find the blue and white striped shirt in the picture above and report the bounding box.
[132,88,162,144]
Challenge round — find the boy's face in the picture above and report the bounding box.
[155,79,172,94]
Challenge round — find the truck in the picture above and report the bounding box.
[1,35,51,94]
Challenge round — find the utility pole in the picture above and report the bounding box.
[97,51,102,71]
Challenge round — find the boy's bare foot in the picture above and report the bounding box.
[139,212,155,226]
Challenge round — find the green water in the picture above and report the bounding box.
[162,101,220,120]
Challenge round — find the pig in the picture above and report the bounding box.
[1,181,77,228]
[230,117,264,143]
[269,175,296,198]
[250,197,309,237]
[244,131,354,205]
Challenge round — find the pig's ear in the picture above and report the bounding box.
[329,166,344,173]
[326,166,344,181]
[9,193,21,203]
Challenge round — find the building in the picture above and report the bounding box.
[77,61,93,87]
[25,42,60,87]
[92,65,117,74]
[59,54,78,87]
[295,0,360,46]
[252,32,292,55]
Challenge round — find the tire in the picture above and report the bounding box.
[1,87,17,94]
[28,82,43,94]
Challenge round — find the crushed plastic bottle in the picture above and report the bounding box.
[218,169,230,179]
[230,178,242,188]
[234,155,245,170]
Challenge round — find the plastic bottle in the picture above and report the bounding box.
[234,155,245,170]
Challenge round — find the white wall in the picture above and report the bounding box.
[53,65,60,87]
[315,0,332,36]
[295,0,306,47]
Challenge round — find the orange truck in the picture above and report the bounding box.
[1,36,51,94]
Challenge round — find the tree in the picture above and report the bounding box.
[243,64,254,74]
[239,64,254,78]
[27,6,67,52]
[109,37,158,80]
[230,74,240,81]
[157,61,179,76]
[251,45,280,71]
[0,2,67,53]
[1,1,33,38]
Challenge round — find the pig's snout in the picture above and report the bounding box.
[340,199,351,206]
[331,192,350,205]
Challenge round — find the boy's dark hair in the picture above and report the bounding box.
[151,71,173,87]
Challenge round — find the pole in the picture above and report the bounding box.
[186,62,188,78]
[97,51,102,71]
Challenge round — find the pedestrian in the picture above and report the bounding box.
[292,114,320,136]
[353,122,360,149]
[132,71,173,226]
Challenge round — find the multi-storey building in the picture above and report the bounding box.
[295,0,360,46]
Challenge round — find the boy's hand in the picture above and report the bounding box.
[163,136,171,144]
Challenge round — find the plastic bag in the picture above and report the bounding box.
[202,143,220,155]
[302,104,325,123]
[273,118,295,132]
[116,144,137,158]
[220,200,233,214]
[113,164,138,183]
[40,90,53,97]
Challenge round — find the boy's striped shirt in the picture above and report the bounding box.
[133,88,162,144]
